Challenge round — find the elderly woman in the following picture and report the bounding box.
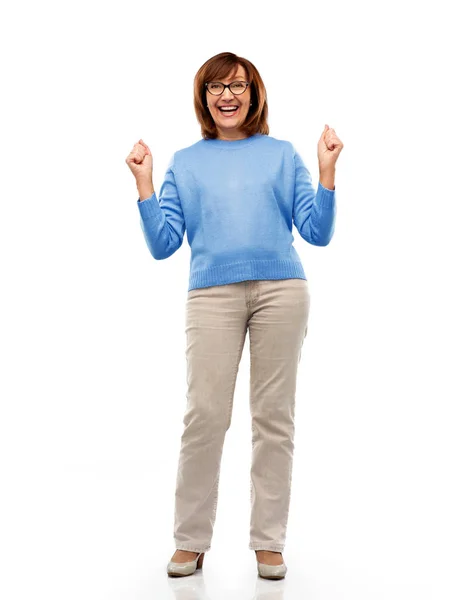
[126,51,343,580]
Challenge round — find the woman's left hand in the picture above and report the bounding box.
[318,125,344,171]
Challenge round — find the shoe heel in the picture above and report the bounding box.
[197,552,205,569]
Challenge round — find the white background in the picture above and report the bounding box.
[1,0,451,598]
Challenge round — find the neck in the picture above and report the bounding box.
[215,127,248,141]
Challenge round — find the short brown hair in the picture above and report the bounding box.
[193,52,269,140]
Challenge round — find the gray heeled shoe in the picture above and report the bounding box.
[256,553,287,579]
[167,551,205,577]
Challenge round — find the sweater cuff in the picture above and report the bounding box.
[317,181,335,208]
[137,192,162,221]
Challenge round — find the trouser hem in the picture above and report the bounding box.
[249,542,285,552]
[174,542,211,553]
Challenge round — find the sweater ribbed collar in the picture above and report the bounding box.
[202,133,264,149]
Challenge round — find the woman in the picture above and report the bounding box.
[125,51,343,580]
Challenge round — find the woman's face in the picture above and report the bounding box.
[205,64,252,139]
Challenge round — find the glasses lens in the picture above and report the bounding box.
[207,82,224,95]
[230,81,247,94]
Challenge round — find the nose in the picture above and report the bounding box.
[222,86,234,100]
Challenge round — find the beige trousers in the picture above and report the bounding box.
[173,278,310,553]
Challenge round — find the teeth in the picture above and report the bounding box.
[219,106,238,111]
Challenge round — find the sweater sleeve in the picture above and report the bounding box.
[136,156,186,260]
[291,147,336,246]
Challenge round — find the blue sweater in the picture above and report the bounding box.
[137,133,336,291]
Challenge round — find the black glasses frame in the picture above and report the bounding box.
[205,81,250,96]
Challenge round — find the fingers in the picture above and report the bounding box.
[125,140,150,163]
[319,124,329,145]
[126,144,145,165]
[325,129,335,149]
[138,139,151,155]
[322,126,343,151]
[326,130,343,150]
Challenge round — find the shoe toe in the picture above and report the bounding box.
[257,561,287,579]
[167,558,197,577]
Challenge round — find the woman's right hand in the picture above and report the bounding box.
[125,139,153,182]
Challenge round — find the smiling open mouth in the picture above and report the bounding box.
[218,106,239,115]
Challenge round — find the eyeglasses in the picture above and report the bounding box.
[205,81,250,96]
